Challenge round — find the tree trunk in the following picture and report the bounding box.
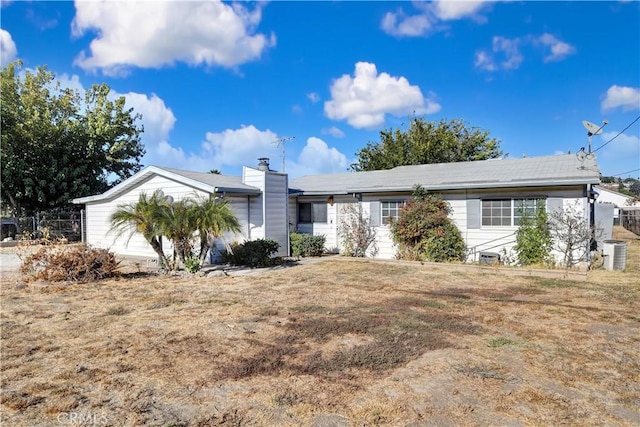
[149,236,171,269]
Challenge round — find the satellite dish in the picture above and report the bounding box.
[581,119,608,153]
[582,120,604,136]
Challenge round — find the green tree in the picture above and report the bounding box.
[350,117,502,171]
[630,181,640,196]
[390,186,466,262]
[514,203,552,266]
[1,60,144,216]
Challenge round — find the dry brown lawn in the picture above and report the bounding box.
[1,228,639,426]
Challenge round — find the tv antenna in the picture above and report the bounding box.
[272,136,295,172]
[582,119,608,153]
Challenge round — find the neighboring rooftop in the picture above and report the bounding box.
[290,154,600,195]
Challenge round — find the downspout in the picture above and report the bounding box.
[247,195,251,240]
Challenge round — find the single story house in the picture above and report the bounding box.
[72,159,290,260]
[594,186,639,225]
[74,154,604,264]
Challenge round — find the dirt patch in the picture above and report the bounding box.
[1,234,639,426]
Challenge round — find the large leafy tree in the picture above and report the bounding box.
[1,60,145,216]
[350,117,502,171]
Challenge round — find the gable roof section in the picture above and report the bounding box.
[72,165,261,204]
[290,154,600,195]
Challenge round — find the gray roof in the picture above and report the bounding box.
[290,154,600,195]
[73,165,261,204]
[156,166,261,194]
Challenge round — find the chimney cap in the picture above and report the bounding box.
[257,157,270,171]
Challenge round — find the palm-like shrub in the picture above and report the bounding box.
[190,195,241,264]
[110,190,172,268]
[110,191,241,270]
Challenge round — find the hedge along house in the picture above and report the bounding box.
[72,158,290,261]
[289,154,603,262]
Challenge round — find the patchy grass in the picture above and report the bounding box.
[1,231,639,426]
[487,337,516,347]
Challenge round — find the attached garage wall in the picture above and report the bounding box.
[84,175,249,260]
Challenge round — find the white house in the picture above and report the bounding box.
[74,154,601,264]
[289,154,601,262]
[72,158,289,260]
[594,186,639,224]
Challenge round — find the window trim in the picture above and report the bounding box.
[298,202,328,224]
[481,198,546,227]
[381,200,405,225]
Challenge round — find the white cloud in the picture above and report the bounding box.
[474,50,496,71]
[381,1,490,37]
[477,33,575,72]
[71,0,275,75]
[598,131,640,161]
[56,73,86,94]
[537,33,576,62]
[431,0,490,21]
[287,137,350,177]
[493,36,523,70]
[203,125,279,168]
[322,126,345,138]
[324,62,440,129]
[0,29,17,65]
[306,92,320,103]
[380,9,434,37]
[475,36,523,72]
[601,85,640,112]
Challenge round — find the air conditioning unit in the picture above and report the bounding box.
[602,240,627,271]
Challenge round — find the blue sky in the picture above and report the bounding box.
[1,1,639,179]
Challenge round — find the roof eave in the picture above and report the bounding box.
[338,178,600,194]
[72,166,260,204]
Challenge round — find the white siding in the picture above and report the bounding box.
[242,167,289,256]
[295,186,589,263]
[460,187,587,263]
[208,195,251,262]
[84,175,250,261]
[294,201,335,248]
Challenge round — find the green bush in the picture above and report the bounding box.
[224,239,280,268]
[420,222,467,262]
[514,204,552,266]
[184,256,201,274]
[390,185,466,262]
[290,232,326,257]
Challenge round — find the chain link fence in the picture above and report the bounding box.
[1,210,85,242]
[620,207,640,236]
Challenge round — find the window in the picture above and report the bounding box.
[481,198,545,227]
[298,202,327,223]
[514,198,543,225]
[381,201,404,225]
[482,199,512,226]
